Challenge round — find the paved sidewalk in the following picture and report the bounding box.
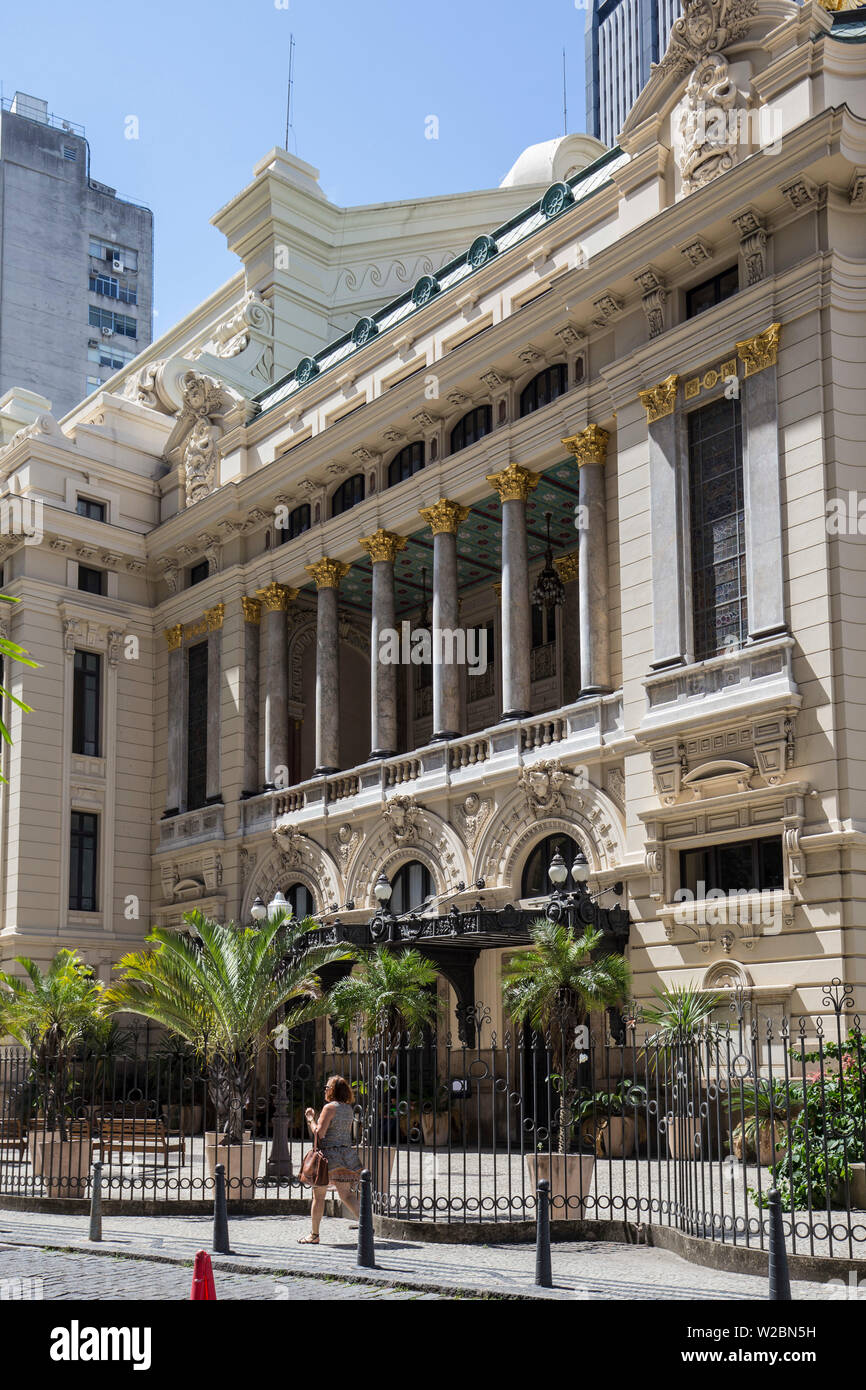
[0,1207,848,1300]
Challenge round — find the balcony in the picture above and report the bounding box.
[241,691,624,835]
[158,803,224,850]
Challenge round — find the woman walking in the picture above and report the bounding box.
[298,1075,362,1244]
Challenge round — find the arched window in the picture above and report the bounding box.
[519,364,569,418]
[277,503,311,544]
[389,860,434,915]
[286,882,316,920]
[520,832,581,899]
[388,441,425,487]
[450,405,492,454]
[331,474,365,517]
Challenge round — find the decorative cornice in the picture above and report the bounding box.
[553,551,579,583]
[736,323,781,378]
[358,528,408,564]
[256,581,298,611]
[485,462,540,503]
[638,375,679,424]
[241,597,261,625]
[418,498,470,536]
[205,604,225,631]
[561,424,610,467]
[164,625,183,652]
[305,558,351,590]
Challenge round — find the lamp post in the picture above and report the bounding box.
[370,872,394,941]
[545,846,623,931]
[263,889,293,1181]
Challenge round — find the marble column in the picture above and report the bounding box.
[255,581,297,790]
[563,424,612,694]
[554,551,581,703]
[737,324,786,641]
[418,498,469,741]
[163,626,183,816]
[240,598,261,796]
[204,605,224,803]
[305,558,351,774]
[359,528,407,759]
[486,463,539,719]
[636,376,687,669]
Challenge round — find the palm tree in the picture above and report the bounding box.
[104,908,354,1146]
[328,947,440,1050]
[502,920,631,1154]
[0,950,106,1137]
[640,983,721,1045]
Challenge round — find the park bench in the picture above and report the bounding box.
[97,1115,186,1168]
[0,1118,27,1160]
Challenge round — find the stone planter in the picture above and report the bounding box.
[848,1163,866,1209]
[204,1134,263,1193]
[30,1131,90,1198]
[525,1153,595,1220]
[421,1110,450,1147]
[731,1119,789,1166]
[600,1116,638,1158]
[665,1115,703,1160]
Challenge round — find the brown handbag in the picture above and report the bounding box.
[299,1136,329,1188]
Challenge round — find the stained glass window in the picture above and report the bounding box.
[186,641,208,811]
[688,397,747,660]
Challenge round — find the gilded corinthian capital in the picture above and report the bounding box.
[418,498,470,535]
[562,423,610,466]
[637,375,679,424]
[256,581,298,611]
[205,604,225,631]
[358,528,408,564]
[164,625,183,651]
[736,322,781,378]
[305,558,351,589]
[241,597,261,625]
[485,462,540,502]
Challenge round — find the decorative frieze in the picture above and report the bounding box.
[736,323,781,377]
[418,498,470,535]
[683,357,738,401]
[638,375,679,424]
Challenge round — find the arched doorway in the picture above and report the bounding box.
[520,832,581,898]
[389,860,434,916]
[285,882,315,920]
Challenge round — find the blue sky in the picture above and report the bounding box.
[2,0,589,333]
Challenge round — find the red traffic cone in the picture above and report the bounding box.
[190,1249,217,1300]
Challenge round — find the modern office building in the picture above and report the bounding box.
[0,1,865,1040]
[0,92,154,418]
[586,0,681,145]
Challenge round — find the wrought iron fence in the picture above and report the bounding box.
[1,998,864,1261]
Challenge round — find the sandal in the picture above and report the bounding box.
[297,1233,319,1245]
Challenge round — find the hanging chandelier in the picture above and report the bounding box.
[531,512,566,610]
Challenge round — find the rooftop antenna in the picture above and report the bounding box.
[285,34,296,153]
[562,48,568,136]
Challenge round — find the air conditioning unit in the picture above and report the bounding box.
[112,257,124,271]
[101,327,114,337]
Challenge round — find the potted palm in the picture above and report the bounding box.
[641,983,722,1160]
[0,950,106,1197]
[729,1078,799,1165]
[105,908,353,1193]
[502,920,631,1219]
[575,1079,648,1157]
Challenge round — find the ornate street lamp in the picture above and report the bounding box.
[370,872,394,942]
[250,896,267,921]
[268,890,288,918]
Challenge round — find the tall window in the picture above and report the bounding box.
[450,406,492,454]
[688,397,747,660]
[680,837,784,897]
[286,882,315,919]
[520,364,569,417]
[686,266,738,319]
[70,812,98,912]
[331,474,365,517]
[390,860,434,915]
[76,497,106,522]
[388,442,425,487]
[72,651,101,757]
[78,565,105,595]
[278,503,311,543]
[186,642,208,811]
[521,833,580,899]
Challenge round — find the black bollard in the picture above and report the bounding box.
[213,1162,230,1255]
[767,1189,792,1301]
[535,1179,553,1288]
[357,1169,376,1269]
[88,1161,103,1243]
